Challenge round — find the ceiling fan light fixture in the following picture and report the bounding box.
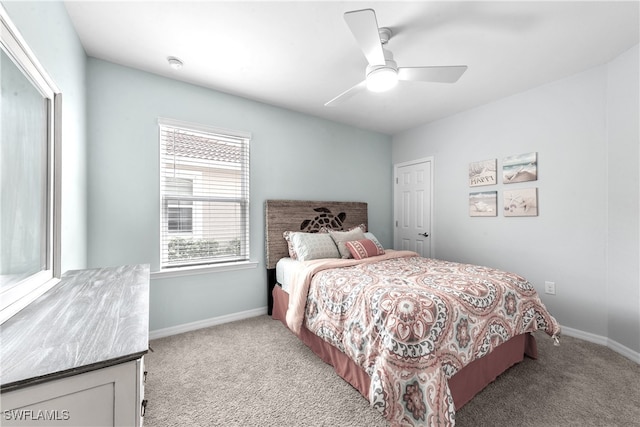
[366,66,398,92]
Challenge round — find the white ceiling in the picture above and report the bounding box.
[64,1,639,135]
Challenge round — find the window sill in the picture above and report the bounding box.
[151,260,259,279]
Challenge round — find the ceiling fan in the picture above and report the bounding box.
[325,9,468,107]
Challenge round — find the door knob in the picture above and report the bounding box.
[418,232,429,237]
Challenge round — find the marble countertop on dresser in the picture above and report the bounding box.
[0,264,149,392]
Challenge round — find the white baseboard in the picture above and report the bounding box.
[561,325,640,364]
[560,325,608,345]
[149,311,639,364]
[149,306,268,340]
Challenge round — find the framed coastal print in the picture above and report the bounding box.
[503,188,538,217]
[503,152,537,184]
[469,158,497,187]
[469,191,497,216]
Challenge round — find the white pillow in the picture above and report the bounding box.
[364,232,383,249]
[291,232,340,261]
[329,228,366,259]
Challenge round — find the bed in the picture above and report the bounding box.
[265,200,560,426]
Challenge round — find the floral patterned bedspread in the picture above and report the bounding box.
[291,251,560,426]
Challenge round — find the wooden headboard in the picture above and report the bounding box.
[264,200,368,313]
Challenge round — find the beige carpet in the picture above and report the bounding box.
[143,315,639,426]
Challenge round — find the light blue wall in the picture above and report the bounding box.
[86,59,393,331]
[2,1,88,272]
[392,46,640,355]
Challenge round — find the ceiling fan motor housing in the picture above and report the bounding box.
[378,27,392,45]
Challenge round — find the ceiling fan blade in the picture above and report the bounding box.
[344,9,385,66]
[324,80,367,107]
[398,66,468,83]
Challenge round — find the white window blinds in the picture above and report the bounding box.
[159,118,250,269]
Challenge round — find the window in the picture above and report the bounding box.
[167,177,194,233]
[1,8,61,324]
[159,118,250,269]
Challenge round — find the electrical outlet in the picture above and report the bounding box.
[544,281,556,295]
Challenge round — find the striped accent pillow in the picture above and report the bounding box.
[345,238,385,260]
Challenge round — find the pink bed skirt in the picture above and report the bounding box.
[272,284,537,410]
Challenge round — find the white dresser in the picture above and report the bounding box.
[0,265,149,427]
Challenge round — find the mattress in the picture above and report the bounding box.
[275,257,305,293]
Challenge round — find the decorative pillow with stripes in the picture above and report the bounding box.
[345,238,385,260]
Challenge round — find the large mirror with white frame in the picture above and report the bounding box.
[0,5,61,324]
